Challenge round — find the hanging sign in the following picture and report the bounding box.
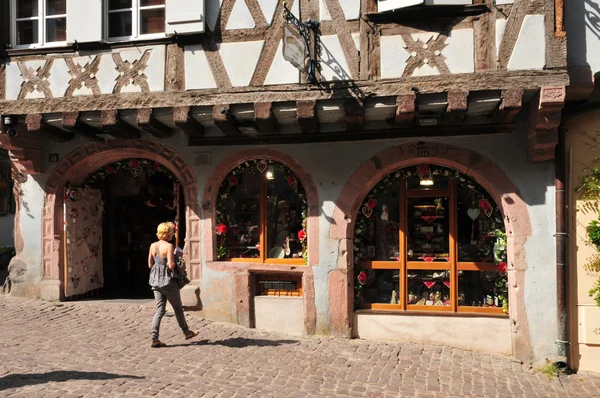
[282,24,308,71]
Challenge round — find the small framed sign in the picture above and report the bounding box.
[48,153,59,163]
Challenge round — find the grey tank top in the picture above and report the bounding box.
[148,245,172,288]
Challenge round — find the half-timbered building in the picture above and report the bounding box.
[0,0,567,364]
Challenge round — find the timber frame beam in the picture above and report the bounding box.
[528,86,565,162]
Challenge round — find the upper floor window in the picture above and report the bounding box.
[215,160,308,265]
[12,0,67,47]
[107,0,166,40]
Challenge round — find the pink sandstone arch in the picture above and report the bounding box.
[329,141,534,361]
[40,140,200,303]
[202,148,319,334]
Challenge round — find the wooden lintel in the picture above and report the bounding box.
[213,104,242,136]
[26,114,74,143]
[344,98,365,132]
[62,112,103,141]
[492,88,523,124]
[254,102,279,135]
[101,110,141,139]
[297,100,319,134]
[443,91,468,125]
[173,106,204,137]
[394,94,416,126]
[137,108,173,138]
[528,86,565,162]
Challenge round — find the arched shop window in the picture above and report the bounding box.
[215,159,308,264]
[354,165,508,314]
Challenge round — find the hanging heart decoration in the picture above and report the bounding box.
[422,216,437,224]
[424,232,436,240]
[362,205,373,218]
[467,208,480,220]
[423,281,436,289]
[130,165,143,178]
[443,281,451,288]
[422,255,436,262]
[443,256,450,262]
[479,199,493,218]
[257,159,268,173]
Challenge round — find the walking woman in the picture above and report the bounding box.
[148,221,199,347]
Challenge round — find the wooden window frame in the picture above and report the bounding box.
[11,0,67,49]
[359,178,506,315]
[105,0,166,42]
[220,165,306,266]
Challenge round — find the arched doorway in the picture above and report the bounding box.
[40,140,200,303]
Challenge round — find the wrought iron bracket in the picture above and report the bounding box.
[283,3,321,84]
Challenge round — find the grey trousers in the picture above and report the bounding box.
[151,281,189,340]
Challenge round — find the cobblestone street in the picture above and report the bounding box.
[0,296,599,398]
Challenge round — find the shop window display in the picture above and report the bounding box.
[354,165,508,314]
[215,160,308,264]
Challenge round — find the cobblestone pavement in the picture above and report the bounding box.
[1,296,600,398]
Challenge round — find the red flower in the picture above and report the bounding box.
[298,230,307,241]
[417,165,431,176]
[105,165,114,173]
[357,271,368,285]
[216,224,228,235]
[129,159,140,168]
[497,261,507,273]
[287,175,297,185]
[228,175,239,187]
[153,162,161,171]
[367,198,377,209]
[479,199,492,211]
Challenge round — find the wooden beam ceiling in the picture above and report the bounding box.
[213,104,243,136]
[101,110,141,139]
[443,91,468,124]
[394,94,416,126]
[344,98,365,132]
[254,102,279,135]
[26,114,74,142]
[137,108,174,138]
[492,88,523,123]
[297,100,319,133]
[173,106,204,137]
[62,112,103,141]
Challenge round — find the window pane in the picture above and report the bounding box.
[140,9,165,34]
[456,178,504,262]
[46,0,66,15]
[354,177,401,262]
[407,270,450,306]
[16,20,38,45]
[141,0,165,6]
[266,166,306,259]
[109,0,132,10]
[357,269,400,304]
[17,0,38,18]
[216,170,261,259]
[407,197,449,262]
[46,17,66,42]
[458,271,507,309]
[108,11,133,37]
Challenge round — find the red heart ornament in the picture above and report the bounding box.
[362,206,373,218]
[422,216,438,224]
[425,232,435,240]
[423,281,436,289]
[257,159,268,173]
[443,281,451,288]
[422,255,436,262]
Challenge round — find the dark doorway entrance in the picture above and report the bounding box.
[94,165,185,298]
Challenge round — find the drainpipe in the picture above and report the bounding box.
[555,124,569,369]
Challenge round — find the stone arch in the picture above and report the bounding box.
[40,140,200,305]
[202,148,319,265]
[329,141,534,361]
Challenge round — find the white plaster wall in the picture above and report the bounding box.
[566,0,600,74]
[227,0,255,30]
[0,215,14,247]
[354,313,512,355]
[320,0,361,21]
[264,41,301,85]
[18,177,46,284]
[508,15,546,71]
[219,41,265,87]
[254,296,305,335]
[443,28,475,74]
[184,45,219,90]
[380,36,410,79]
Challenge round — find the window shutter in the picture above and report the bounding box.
[66,0,103,43]
[378,0,423,12]
[165,0,205,35]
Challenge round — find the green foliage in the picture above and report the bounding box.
[577,158,600,201]
[588,216,600,249]
[538,360,560,380]
[216,245,228,261]
[0,246,15,257]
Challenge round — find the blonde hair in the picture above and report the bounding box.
[156,222,175,240]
